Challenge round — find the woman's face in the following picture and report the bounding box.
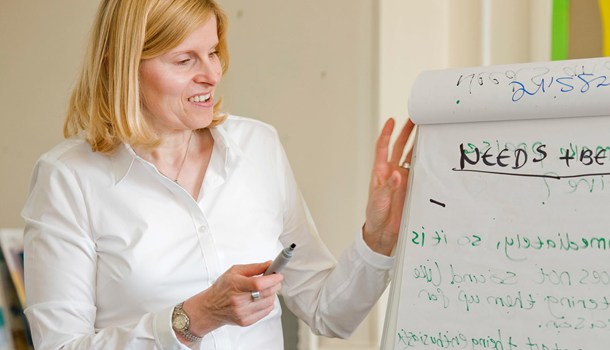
[139,16,222,133]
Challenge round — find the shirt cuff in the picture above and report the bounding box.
[355,230,395,270]
[153,305,189,350]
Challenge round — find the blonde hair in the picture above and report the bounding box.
[64,0,229,153]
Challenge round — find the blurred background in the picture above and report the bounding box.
[1,1,608,349]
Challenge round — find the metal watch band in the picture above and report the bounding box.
[180,328,203,343]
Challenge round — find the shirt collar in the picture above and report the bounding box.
[110,123,241,185]
[203,124,242,190]
[210,122,243,164]
[110,143,137,184]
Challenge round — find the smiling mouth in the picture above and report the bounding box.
[188,93,211,103]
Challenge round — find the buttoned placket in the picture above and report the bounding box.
[194,132,234,349]
[125,127,240,349]
[151,171,229,349]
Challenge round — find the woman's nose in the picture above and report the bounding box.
[193,61,221,86]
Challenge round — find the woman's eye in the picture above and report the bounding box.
[177,58,191,65]
[209,51,218,58]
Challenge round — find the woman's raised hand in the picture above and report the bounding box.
[363,118,416,256]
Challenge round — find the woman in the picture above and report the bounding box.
[22,0,415,349]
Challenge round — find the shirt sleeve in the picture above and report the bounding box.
[272,131,395,339]
[22,156,189,350]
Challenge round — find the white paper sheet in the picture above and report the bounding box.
[383,57,610,350]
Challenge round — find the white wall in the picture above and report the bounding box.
[0,1,99,227]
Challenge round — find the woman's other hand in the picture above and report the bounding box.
[363,118,416,256]
[181,261,283,340]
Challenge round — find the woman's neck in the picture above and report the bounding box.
[134,130,194,180]
[133,129,215,198]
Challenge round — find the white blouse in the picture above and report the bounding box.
[22,115,394,350]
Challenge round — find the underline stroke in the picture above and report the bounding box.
[451,168,610,180]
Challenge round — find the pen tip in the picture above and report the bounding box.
[290,243,296,249]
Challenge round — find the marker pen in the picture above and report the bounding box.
[264,243,296,275]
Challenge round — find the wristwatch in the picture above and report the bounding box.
[172,302,203,343]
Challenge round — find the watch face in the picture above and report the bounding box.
[173,313,188,330]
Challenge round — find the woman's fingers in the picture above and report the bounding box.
[186,262,284,333]
[363,118,417,256]
[373,118,395,169]
[390,119,415,164]
[229,272,283,326]
[237,264,283,292]
[230,261,270,278]
[374,118,415,165]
